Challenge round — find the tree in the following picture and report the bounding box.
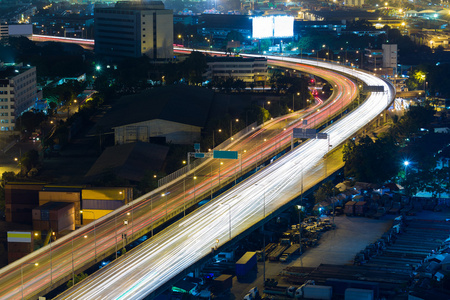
[16,111,46,132]
[313,181,339,204]
[343,135,399,183]
[66,272,88,288]
[182,51,207,85]
[226,31,244,43]
[20,150,39,175]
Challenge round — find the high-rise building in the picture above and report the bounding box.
[382,44,398,76]
[0,63,39,132]
[94,0,173,60]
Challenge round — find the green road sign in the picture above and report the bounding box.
[213,150,238,159]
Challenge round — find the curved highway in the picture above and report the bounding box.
[50,56,394,299]
[0,52,390,300]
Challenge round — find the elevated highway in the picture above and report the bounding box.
[52,55,394,299]
[0,44,393,300]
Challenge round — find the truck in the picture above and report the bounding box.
[279,244,301,262]
[298,285,332,300]
[268,240,290,261]
[325,278,379,298]
[344,201,356,216]
[243,287,259,300]
[235,252,257,277]
[263,286,298,297]
[212,274,232,294]
[215,251,234,262]
[345,288,374,300]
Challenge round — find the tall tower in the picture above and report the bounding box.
[94,1,173,60]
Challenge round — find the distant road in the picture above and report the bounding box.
[31,35,94,50]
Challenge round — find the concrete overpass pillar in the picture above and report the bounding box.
[194,267,201,278]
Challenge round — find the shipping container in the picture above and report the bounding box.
[344,201,356,216]
[32,202,75,232]
[235,252,257,277]
[354,201,367,216]
[5,183,45,223]
[345,288,374,300]
[212,274,233,294]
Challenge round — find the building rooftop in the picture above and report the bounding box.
[113,0,166,10]
[0,64,34,80]
[85,141,169,182]
[199,14,252,30]
[206,56,267,63]
[94,85,214,131]
[36,201,73,211]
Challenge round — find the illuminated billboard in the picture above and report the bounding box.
[274,16,294,38]
[252,15,294,39]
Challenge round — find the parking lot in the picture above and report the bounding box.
[225,214,395,300]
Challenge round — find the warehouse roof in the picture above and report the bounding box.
[85,142,169,182]
[94,85,214,131]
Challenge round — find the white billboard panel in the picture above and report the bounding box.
[252,15,294,39]
[252,17,274,39]
[274,16,294,38]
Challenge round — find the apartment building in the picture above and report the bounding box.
[0,63,39,132]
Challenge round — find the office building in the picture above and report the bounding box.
[94,0,173,60]
[382,44,398,76]
[0,63,39,132]
[205,56,268,83]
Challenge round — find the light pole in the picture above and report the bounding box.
[219,161,223,188]
[293,92,299,112]
[230,118,239,138]
[404,160,409,179]
[255,183,266,283]
[71,235,75,285]
[122,219,128,250]
[220,203,231,240]
[114,214,118,259]
[193,175,197,202]
[150,196,154,236]
[21,262,38,300]
[80,210,96,260]
[162,192,168,217]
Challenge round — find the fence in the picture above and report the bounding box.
[158,122,258,187]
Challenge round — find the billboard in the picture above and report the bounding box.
[252,16,294,39]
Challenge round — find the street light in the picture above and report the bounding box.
[193,175,198,202]
[213,129,222,149]
[293,92,300,112]
[162,192,168,217]
[80,210,96,260]
[219,161,223,187]
[230,118,239,138]
[220,203,231,240]
[21,262,38,300]
[404,160,410,179]
[71,235,75,285]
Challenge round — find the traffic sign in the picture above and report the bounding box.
[213,150,238,159]
[293,128,317,139]
[194,143,200,151]
[317,133,328,139]
[194,153,205,158]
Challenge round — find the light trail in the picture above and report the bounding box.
[51,56,393,299]
[0,47,391,300]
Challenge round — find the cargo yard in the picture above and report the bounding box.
[168,207,450,300]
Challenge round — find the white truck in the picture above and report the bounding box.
[295,282,332,300]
